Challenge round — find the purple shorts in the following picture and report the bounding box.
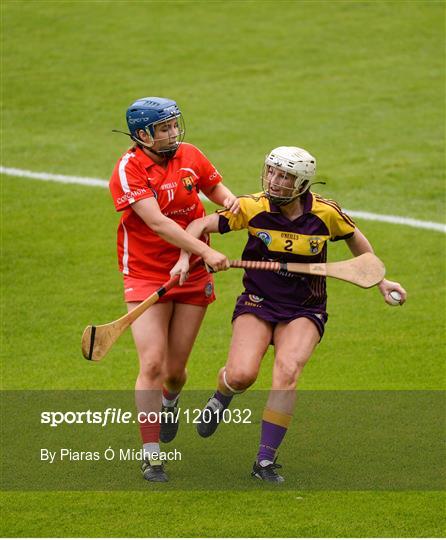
[231,292,328,339]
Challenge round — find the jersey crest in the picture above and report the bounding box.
[256,231,272,246]
[309,237,323,254]
[182,175,195,193]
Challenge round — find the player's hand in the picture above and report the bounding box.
[203,248,230,273]
[170,252,190,286]
[378,279,407,305]
[223,195,240,215]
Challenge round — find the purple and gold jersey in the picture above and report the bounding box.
[218,191,355,310]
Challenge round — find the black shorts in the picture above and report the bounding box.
[231,292,328,339]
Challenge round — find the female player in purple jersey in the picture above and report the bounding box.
[171,146,407,482]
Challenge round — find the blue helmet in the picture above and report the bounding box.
[126,96,184,137]
[125,97,185,158]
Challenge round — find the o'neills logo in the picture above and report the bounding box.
[244,294,263,308]
[117,188,147,204]
[208,170,219,182]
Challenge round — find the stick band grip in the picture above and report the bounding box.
[157,286,168,297]
[229,260,284,271]
[88,326,96,361]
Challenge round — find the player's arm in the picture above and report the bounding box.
[131,198,228,272]
[187,213,220,236]
[201,183,240,214]
[192,145,239,213]
[345,228,407,305]
[344,227,374,256]
[170,214,221,284]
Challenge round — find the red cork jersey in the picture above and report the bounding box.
[218,191,356,308]
[109,143,221,280]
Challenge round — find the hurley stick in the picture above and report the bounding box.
[228,252,385,289]
[82,258,202,362]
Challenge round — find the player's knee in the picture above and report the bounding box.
[139,360,164,382]
[165,368,186,387]
[274,356,305,388]
[226,366,257,391]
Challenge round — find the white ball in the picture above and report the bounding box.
[388,290,402,306]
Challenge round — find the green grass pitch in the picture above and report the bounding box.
[1,0,445,537]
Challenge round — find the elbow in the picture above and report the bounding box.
[148,217,169,235]
[148,221,161,234]
[204,185,217,197]
[195,216,215,236]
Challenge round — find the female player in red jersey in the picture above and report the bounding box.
[109,97,237,482]
[171,146,407,483]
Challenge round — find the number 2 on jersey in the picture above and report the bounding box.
[284,239,293,252]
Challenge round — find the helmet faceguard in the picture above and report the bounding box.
[126,97,185,158]
[262,146,316,206]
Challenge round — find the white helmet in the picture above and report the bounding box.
[262,146,316,206]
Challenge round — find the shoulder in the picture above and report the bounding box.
[237,192,271,218]
[110,148,149,193]
[311,192,343,215]
[176,143,221,185]
[178,143,219,168]
[177,142,203,159]
[111,150,136,178]
[311,192,355,227]
[217,192,269,229]
[114,148,144,172]
[119,148,137,164]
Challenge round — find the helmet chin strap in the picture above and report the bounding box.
[266,180,327,206]
[268,194,299,206]
[151,146,179,159]
[112,129,179,159]
[112,129,151,148]
[307,180,326,189]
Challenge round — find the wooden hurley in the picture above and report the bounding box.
[228,252,385,289]
[82,253,384,362]
[81,258,202,362]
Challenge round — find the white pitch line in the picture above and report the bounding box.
[0,166,109,188]
[345,210,445,233]
[1,165,445,234]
